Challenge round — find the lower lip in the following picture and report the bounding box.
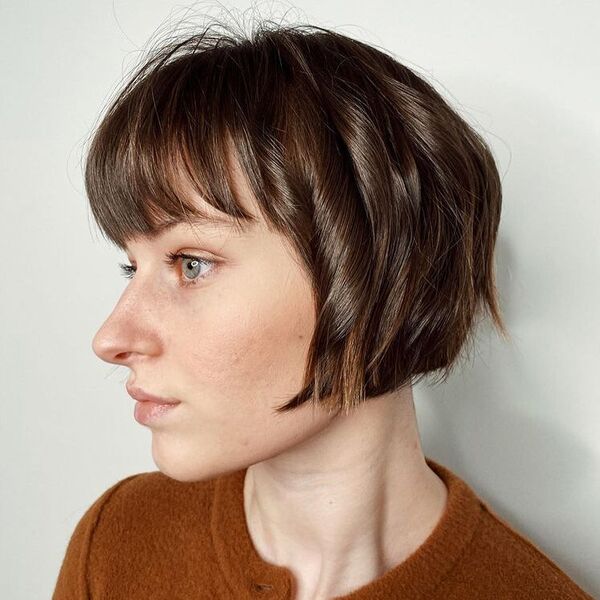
[134,401,181,425]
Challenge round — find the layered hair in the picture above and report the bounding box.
[85,18,508,415]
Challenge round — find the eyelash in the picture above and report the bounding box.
[118,251,215,288]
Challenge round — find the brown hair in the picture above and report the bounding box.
[85,18,509,416]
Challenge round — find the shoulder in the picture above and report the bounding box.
[53,471,218,598]
[67,470,215,528]
[86,470,217,543]
[445,500,594,599]
[55,472,144,564]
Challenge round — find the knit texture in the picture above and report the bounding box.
[52,457,594,599]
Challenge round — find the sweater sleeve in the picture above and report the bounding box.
[51,475,141,600]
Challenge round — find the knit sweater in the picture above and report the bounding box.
[52,457,594,599]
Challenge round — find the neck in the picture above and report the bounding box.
[243,387,449,600]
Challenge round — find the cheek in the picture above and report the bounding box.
[176,274,316,414]
[149,261,336,482]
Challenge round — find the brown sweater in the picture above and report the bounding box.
[52,457,594,599]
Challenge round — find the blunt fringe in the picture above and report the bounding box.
[85,17,509,416]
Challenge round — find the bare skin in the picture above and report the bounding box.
[243,390,448,600]
[92,154,448,599]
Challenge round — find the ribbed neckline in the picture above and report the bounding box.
[210,457,483,599]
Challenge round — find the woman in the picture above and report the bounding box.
[52,19,593,600]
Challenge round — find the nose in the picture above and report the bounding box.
[91,317,132,365]
[91,290,160,366]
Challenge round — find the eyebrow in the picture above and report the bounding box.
[123,214,243,249]
[151,213,241,236]
[155,214,237,233]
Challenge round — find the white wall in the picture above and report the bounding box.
[1,1,598,598]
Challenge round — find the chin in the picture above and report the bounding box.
[149,438,247,483]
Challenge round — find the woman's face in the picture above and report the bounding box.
[92,162,339,482]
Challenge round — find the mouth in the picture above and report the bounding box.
[133,398,181,425]
[126,384,181,405]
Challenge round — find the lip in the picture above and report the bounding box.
[133,400,180,426]
[126,384,181,405]
[126,384,182,426]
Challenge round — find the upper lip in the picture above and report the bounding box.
[126,384,181,405]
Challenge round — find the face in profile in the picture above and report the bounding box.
[91,161,340,482]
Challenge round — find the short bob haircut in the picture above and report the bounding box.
[85,18,508,416]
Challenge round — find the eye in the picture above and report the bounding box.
[118,252,216,288]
